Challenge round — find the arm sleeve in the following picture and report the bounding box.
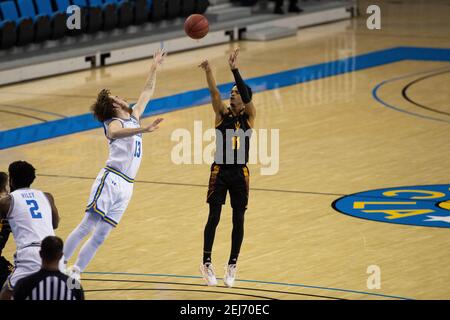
[231,69,252,104]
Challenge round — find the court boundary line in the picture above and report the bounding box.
[401,69,450,117]
[2,46,450,150]
[82,278,343,300]
[372,65,450,124]
[0,103,67,118]
[82,271,413,300]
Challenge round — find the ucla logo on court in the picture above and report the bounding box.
[332,185,450,228]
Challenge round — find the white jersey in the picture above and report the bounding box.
[7,188,55,250]
[103,116,143,180]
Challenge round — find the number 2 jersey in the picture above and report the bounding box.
[103,116,143,180]
[7,188,55,250]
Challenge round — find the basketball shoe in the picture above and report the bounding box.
[200,263,218,286]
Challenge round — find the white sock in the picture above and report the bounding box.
[64,212,101,262]
[75,220,114,272]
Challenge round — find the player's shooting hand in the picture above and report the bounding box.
[228,48,239,70]
[153,48,167,66]
[144,118,164,132]
[199,60,211,72]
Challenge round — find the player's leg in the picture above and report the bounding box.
[0,270,14,300]
[64,212,102,264]
[203,203,222,265]
[64,169,109,266]
[72,175,131,275]
[0,285,12,300]
[0,247,41,300]
[0,220,13,290]
[225,165,250,287]
[0,256,13,290]
[229,206,246,265]
[73,220,114,273]
[201,164,227,286]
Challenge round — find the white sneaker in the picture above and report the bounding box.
[224,264,237,288]
[199,263,218,286]
[67,265,81,282]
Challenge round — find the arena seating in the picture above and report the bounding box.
[105,0,133,28]
[36,0,66,39]
[0,0,211,49]
[0,0,34,46]
[0,12,16,48]
[17,0,51,42]
[132,0,149,25]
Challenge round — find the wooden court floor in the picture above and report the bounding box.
[0,0,449,300]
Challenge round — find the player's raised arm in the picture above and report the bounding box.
[199,60,227,125]
[132,48,167,121]
[229,48,256,127]
[107,118,164,140]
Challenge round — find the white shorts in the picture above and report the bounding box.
[5,245,65,291]
[85,167,134,227]
[6,246,41,290]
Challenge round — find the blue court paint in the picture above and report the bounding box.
[83,271,413,300]
[333,184,450,229]
[1,46,450,150]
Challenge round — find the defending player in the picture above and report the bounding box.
[0,161,60,300]
[198,48,256,287]
[63,49,166,278]
[0,172,13,290]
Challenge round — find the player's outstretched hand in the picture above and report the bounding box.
[228,47,239,70]
[153,48,167,66]
[145,118,164,132]
[199,60,211,72]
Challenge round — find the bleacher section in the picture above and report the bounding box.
[0,0,209,48]
[0,0,356,86]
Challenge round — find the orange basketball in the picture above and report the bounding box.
[184,14,209,40]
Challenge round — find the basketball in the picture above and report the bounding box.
[184,14,209,40]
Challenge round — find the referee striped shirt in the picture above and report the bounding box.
[13,269,84,300]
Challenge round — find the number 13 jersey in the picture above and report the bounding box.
[103,116,143,180]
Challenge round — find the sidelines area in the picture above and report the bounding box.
[1,46,450,150]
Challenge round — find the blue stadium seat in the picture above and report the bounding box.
[104,0,133,28]
[0,12,17,49]
[72,0,102,33]
[0,0,33,45]
[88,0,117,31]
[17,0,51,42]
[166,0,180,19]
[35,0,66,39]
[195,0,209,14]
[128,0,149,25]
[181,0,195,17]
[149,0,164,22]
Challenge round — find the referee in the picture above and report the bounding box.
[13,236,84,300]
